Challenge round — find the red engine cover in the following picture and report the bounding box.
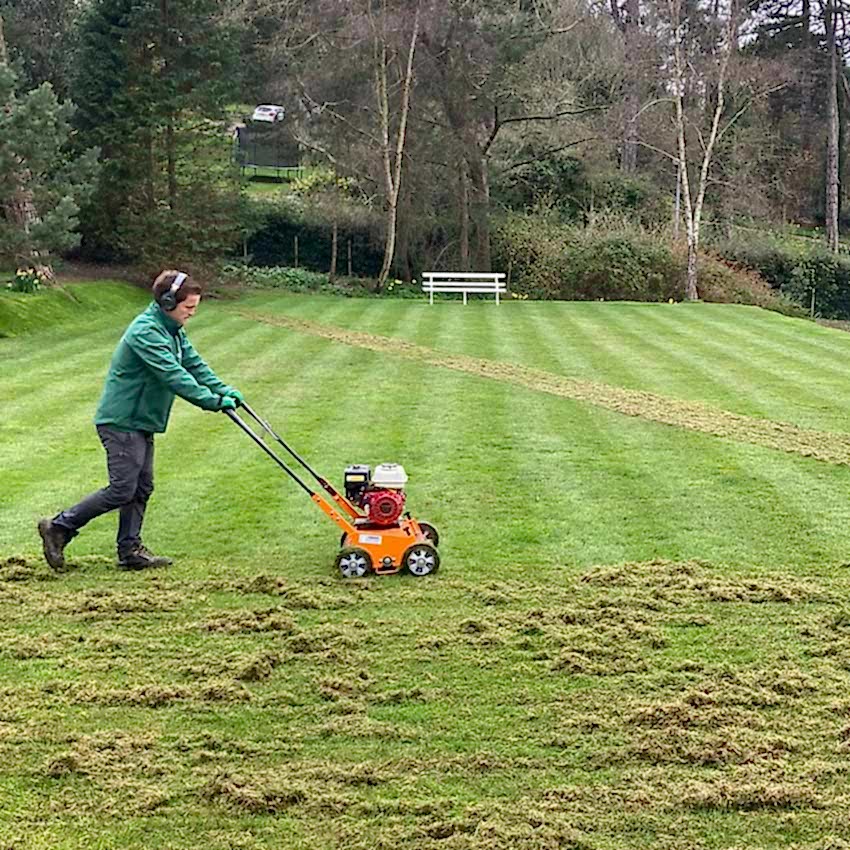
[363,489,406,526]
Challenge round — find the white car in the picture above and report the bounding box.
[251,104,285,124]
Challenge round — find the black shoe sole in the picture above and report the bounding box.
[117,559,172,571]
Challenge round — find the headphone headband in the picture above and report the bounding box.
[169,272,187,295]
[159,271,188,311]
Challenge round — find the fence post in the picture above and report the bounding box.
[294,235,299,269]
[347,239,353,277]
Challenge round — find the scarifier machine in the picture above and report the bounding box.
[226,404,441,578]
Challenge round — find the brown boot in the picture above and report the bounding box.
[38,518,69,570]
[117,545,173,571]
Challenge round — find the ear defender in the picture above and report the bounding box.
[159,272,188,311]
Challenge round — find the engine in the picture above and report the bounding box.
[344,463,408,526]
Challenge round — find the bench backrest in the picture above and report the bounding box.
[421,272,506,292]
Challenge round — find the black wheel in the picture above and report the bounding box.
[336,546,373,579]
[402,543,440,577]
[417,521,440,547]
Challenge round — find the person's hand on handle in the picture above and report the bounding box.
[224,387,244,406]
[219,395,238,412]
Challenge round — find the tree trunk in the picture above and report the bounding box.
[160,0,177,210]
[685,238,699,302]
[0,12,7,66]
[142,125,155,207]
[374,3,419,292]
[621,0,639,172]
[669,0,735,301]
[377,201,396,287]
[467,150,491,271]
[166,118,177,210]
[673,35,698,300]
[435,46,492,273]
[329,220,338,283]
[796,0,817,160]
[458,158,470,270]
[825,2,840,252]
[396,183,414,281]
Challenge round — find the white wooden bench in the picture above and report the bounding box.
[421,271,507,305]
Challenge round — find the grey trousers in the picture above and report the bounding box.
[54,425,155,556]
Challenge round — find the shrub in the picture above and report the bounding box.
[560,229,680,301]
[383,278,422,298]
[692,251,807,317]
[492,159,669,228]
[587,173,672,228]
[492,211,569,300]
[288,168,354,197]
[220,263,377,297]
[711,234,850,319]
[493,155,586,221]
[494,213,680,301]
[222,264,329,291]
[710,235,802,291]
[493,212,789,309]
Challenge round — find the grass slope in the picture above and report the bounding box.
[0,281,149,337]
[3,287,850,849]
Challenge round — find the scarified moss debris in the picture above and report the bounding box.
[243,311,850,465]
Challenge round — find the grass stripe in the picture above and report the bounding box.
[602,307,840,427]
[637,307,850,409]
[238,310,850,467]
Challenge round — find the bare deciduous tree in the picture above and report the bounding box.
[661,0,783,299]
[610,0,642,171]
[252,0,421,290]
[822,0,840,251]
[370,0,420,289]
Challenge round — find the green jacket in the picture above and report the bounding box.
[94,302,231,433]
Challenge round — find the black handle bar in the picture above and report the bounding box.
[224,408,313,496]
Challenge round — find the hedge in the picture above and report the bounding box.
[245,201,384,277]
[492,213,790,310]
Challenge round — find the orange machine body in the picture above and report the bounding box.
[311,494,427,575]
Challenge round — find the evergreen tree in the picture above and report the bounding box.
[73,0,243,268]
[0,45,99,270]
[0,0,82,97]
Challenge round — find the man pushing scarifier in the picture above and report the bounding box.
[38,269,242,571]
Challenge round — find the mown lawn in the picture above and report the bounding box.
[3,284,850,849]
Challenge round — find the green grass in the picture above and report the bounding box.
[3,286,850,848]
[244,177,290,198]
[0,281,149,337]
[242,166,320,199]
